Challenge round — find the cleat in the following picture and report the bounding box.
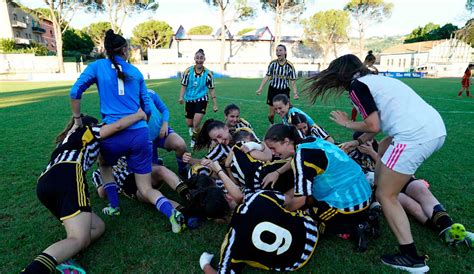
[169,209,186,233]
[56,259,86,274]
[381,253,429,273]
[102,206,120,216]
[355,222,369,252]
[440,223,467,245]
[190,139,195,149]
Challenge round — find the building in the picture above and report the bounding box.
[379,39,472,77]
[0,0,56,51]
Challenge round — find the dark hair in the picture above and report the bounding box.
[276,44,287,58]
[224,103,240,116]
[264,124,302,144]
[195,48,205,56]
[272,93,290,105]
[289,113,308,126]
[303,54,371,103]
[104,29,127,80]
[194,119,226,150]
[233,129,257,143]
[364,50,376,64]
[181,175,230,219]
[55,115,98,144]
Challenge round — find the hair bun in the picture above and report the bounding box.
[368,50,373,55]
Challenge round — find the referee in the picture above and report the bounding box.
[256,44,298,124]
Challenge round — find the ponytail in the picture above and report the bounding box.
[104,29,127,80]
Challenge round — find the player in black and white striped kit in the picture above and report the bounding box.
[256,44,298,124]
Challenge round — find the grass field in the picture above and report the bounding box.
[0,77,473,273]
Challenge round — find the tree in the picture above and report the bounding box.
[466,0,474,14]
[204,0,255,71]
[404,23,459,43]
[344,0,393,58]
[86,0,158,33]
[83,22,112,53]
[131,20,173,51]
[260,0,306,53]
[37,1,86,73]
[188,25,213,35]
[302,9,350,66]
[237,27,255,36]
[63,28,94,55]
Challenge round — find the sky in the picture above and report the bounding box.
[19,0,471,38]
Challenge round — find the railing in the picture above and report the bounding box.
[32,26,46,33]
[14,38,30,45]
[11,21,27,28]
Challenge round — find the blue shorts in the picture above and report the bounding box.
[151,127,175,165]
[100,128,152,174]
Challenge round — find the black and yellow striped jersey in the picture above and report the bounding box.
[217,190,318,273]
[229,142,265,190]
[40,125,102,178]
[266,59,297,90]
[206,143,231,163]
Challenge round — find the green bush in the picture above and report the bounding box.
[0,38,17,52]
[0,38,48,56]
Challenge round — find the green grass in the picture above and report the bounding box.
[0,78,473,273]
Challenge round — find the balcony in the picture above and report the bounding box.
[12,20,27,28]
[32,26,46,33]
[14,38,30,45]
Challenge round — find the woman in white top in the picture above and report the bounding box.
[304,54,446,273]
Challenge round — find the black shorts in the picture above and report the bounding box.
[119,174,139,199]
[307,199,369,235]
[185,100,208,119]
[37,163,91,222]
[266,85,290,106]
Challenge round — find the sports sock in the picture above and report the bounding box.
[424,219,438,231]
[176,181,191,202]
[399,242,419,258]
[103,182,120,209]
[22,252,57,274]
[431,204,454,233]
[176,156,187,175]
[155,196,174,218]
[188,127,193,137]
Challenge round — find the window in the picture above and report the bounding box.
[398,59,401,67]
[13,14,17,21]
[15,31,19,37]
[387,59,389,66]
[391,59,394,66]
[403,59,406,67]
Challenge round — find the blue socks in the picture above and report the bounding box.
[155,196,174,218]
[103,182,119,209]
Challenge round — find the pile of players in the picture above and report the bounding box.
[21,30,472,274]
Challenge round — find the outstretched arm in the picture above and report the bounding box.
[256,76,269,95]
[100,109,147,138]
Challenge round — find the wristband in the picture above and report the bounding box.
[73,114,82,119]
[217,169,224,176]
[212,96,216,99]
[275,170,281,175]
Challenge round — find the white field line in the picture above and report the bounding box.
[218,96,474,114]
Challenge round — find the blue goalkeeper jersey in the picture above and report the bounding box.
[70,56,151,129]
[147,89,170,141]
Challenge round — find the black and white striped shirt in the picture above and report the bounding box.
[205,143,231,163]
[217,190,318,273]
[40,125,102,178]
[266,59,297,90]
[92,157,132,188]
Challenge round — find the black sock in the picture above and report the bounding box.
[431,204,454,233]
[424,219,438,231]
[22,252,57,274]
[176,181,191,202]
[399,242,419,258]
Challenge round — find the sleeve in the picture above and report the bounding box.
[149,91,170,122]
[139,76,151,117]
[181,68,190,86]
[205,144,228,162]
[92,169,103,188]
[206,70,215,89]
[90,125,102,141]
[217,228,245,274]
[293,148,328,197]
[262,191,286,206]
[348,80,378,119]
[310,125,330,140]
[266,61,273,76]
[70,62,97,99]
[288,63,297,80]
